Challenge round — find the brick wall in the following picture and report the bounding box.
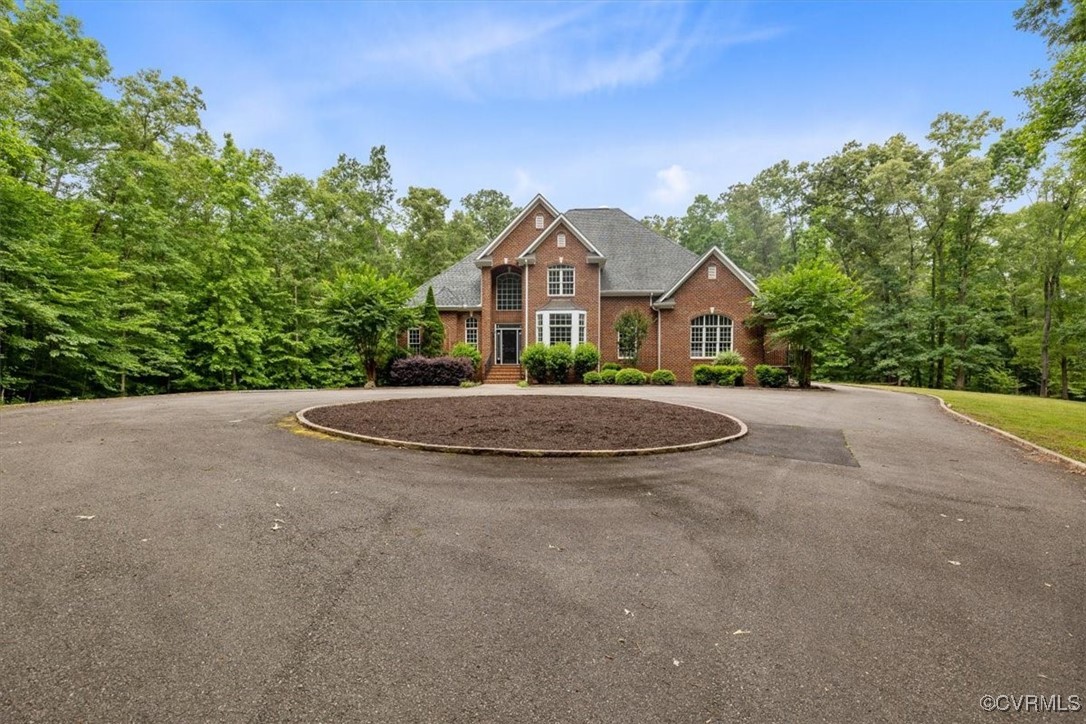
[658,255,783,384]
[599,296,659,371]
[524,221,600,346]
[478,201,556,365]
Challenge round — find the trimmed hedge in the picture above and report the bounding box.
[391,356,474,386]
[583,371,602,384]
[573,343,600,378]
[601,362,622,372]
[755,364,789,388]
[615,368,647,385]
[546,343,574,382]
[521,342,548,383]
[601,368,618,384]
[650,369,677,385]
[694,364,746,386]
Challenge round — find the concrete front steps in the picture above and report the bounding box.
[484,365,524,384]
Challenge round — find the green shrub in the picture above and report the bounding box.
[694,364,745,386]
[650,369,676,385]
[601,362,622,372]
[450,342,482,370]
[583,371,602,385]
[521,342,549,383]
[972,367,1019,395]
[601,368,618,384]
[615,368,647,385]
[459,380,480,388]
[714,350,746,366]
[516,379,529,388]
[713,365,746,386]
[573,343,601,378]
[545,343,574,382]
[755,364,788,388]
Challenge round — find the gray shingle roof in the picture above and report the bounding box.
[563,208,698,293]
[409,242,487,307]
[413,207,704,307]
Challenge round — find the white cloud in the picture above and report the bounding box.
[651,164,693,205]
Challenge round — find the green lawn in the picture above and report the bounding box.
[853,385,1086,464]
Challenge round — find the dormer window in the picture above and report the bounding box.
[708,264,717,280]
[557,233,566,248]
[535,214,544,229]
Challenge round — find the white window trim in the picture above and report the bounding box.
[495,271,522,310]
[535,214,544,229]
[547,265,575,297]
[557,233,567,248]
[536,310,586,347]
[407,327,422,354]
[708,264,717,280]
[689,314,734,359]
[617,332,635,360]
[465,317,478,348]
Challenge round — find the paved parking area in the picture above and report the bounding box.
[1,385,1082,722]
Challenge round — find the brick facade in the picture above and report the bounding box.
[409,196,788,384]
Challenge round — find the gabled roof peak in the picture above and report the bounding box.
[475,193,560,260]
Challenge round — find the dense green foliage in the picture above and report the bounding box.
[601,362,622,372]
[0,0,512,401]
[583,371,602,384]
[614,368,647,385]
[713,350,745,366]
[614,308,650,367]
[450,342,482,370]
[693,364,746,386]
[751,260,866,388]
[643,99,1086,397]
[600,369,618,384]
[755,364,789,388]
[4,1,1083,403]
[573,342,600,378]
[419,286,444,357]
[544,343,574,382]
[650,369,677,385]
[521,343,548,383]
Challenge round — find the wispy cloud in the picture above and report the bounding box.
[348,3,783,99]
[651,164,693,205]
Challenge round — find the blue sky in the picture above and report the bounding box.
[61,0,1048,219]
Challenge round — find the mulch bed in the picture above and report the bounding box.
[303,395,740,451]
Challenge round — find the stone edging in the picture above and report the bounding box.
[928,394,1086,474]
[294,398,748,457]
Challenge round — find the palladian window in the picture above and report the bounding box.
[496,272,521,310]
[689,314,733,358]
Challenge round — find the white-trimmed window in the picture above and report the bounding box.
[496,272,521,310]
[465,317,478,348]
[618,331,637,359]
[408,327,422,354]
[547,265,574,296]
[557,233,567,248]
[690,314,733,358]
[536,310,587,347]
[535,214,544,229]
[708,264,717,280]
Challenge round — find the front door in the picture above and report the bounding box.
[496,326,521,365]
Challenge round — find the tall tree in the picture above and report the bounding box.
[751,260,866,388]
[460,189,516,240]
[323,267,415,383]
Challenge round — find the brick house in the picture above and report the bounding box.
[407,194,786,383]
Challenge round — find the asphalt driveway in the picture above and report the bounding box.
[1,385,1082,722]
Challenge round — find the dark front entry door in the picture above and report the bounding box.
[497,327,520,364]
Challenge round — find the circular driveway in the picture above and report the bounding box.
[1,385,1083,722]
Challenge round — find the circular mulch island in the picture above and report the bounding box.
[297,395,746,457]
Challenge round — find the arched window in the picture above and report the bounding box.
[496,272,521,310]
[690,314,733,358]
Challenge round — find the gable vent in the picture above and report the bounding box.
[557,233,566,248]
[535,214,544,229]
[708,264,717,280]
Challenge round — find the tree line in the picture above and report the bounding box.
[642,1,1086,399]
[2,0,1083,402]
[0,0,517,401]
